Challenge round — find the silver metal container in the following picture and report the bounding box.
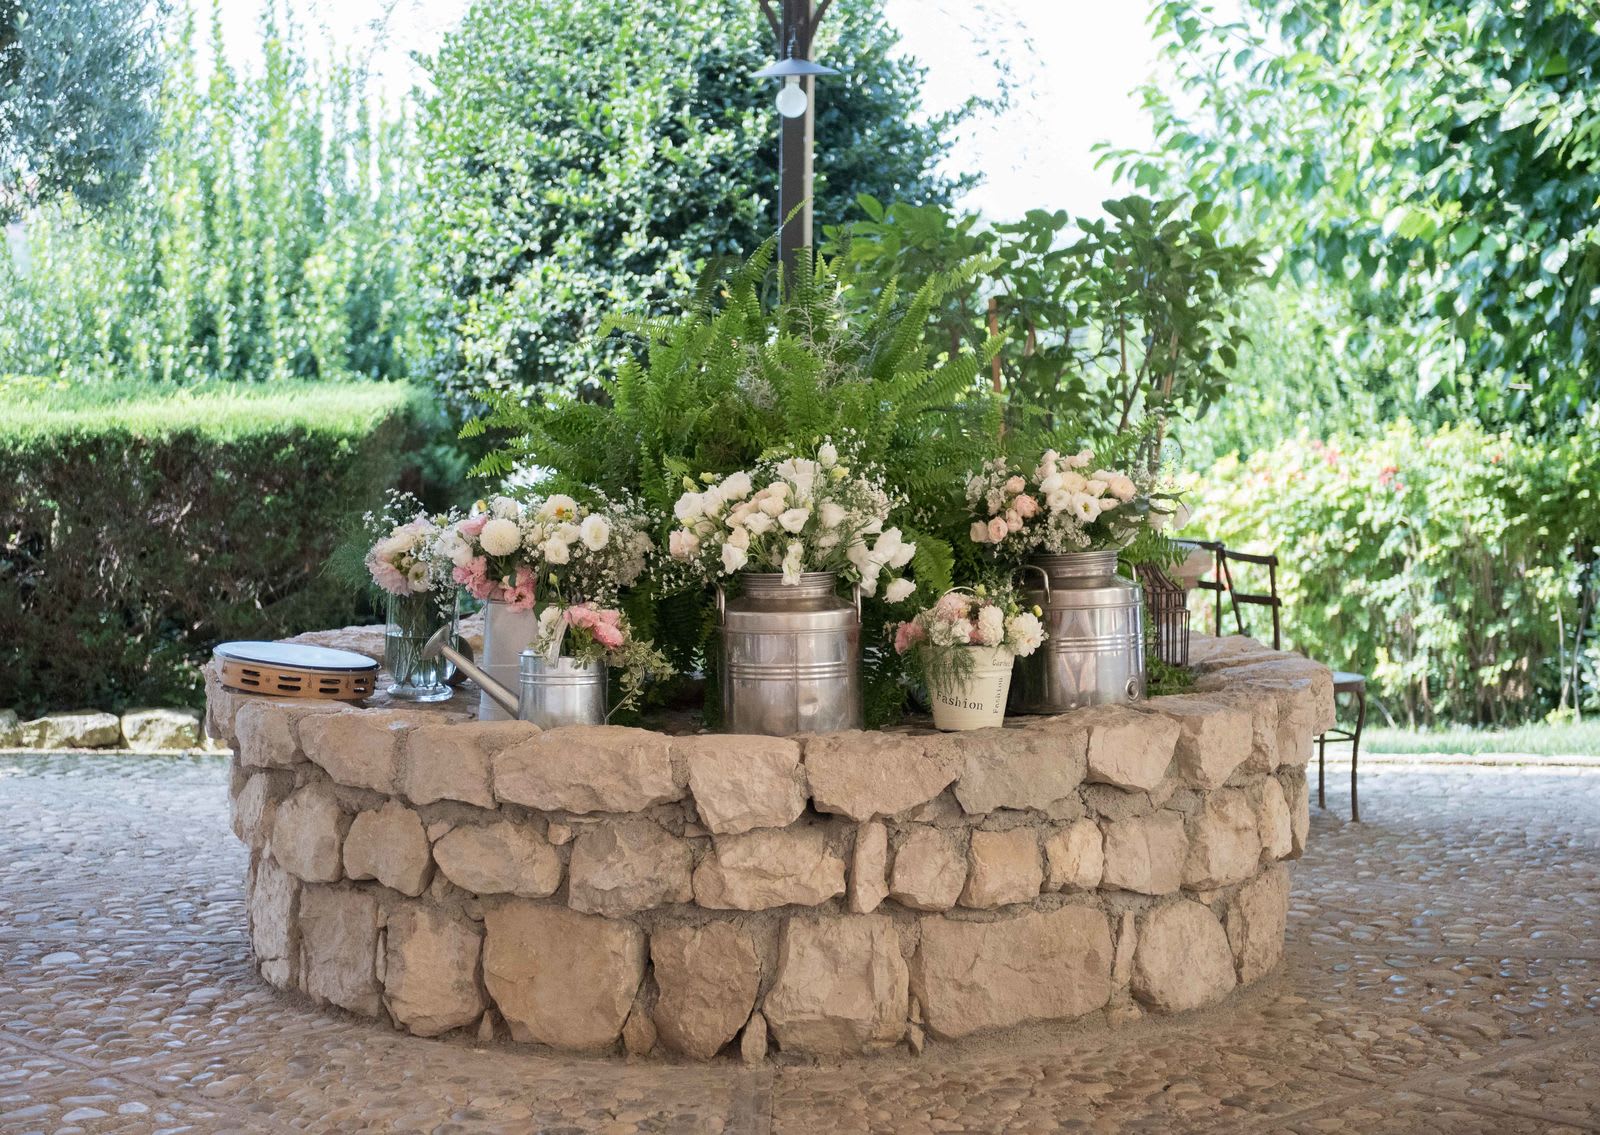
[517,652,608,728]
[719,571,862,736]
[478,600,541,722]
[1012,550,1145,713]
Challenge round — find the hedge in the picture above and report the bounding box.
[0,381,429,716]
[1194,420,1600,726]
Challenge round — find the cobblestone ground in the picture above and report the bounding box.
[1,755,1597,1135]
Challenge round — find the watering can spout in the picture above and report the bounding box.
[422,624,518,717]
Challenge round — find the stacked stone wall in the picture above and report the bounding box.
[206,632,1333,1060]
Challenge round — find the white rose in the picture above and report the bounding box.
[778,507,810,534]
[1106,473,1137,502]
[720,471,753,500]
[668,529,700,559]
[479,517,522,557]
[1067,449,1093,468]
[975,605,1005,647]
[674,492,704,522]
[884,577,916,603]
[720,542,749,574]
[744,511,774,535]
[819,500,847,529]
[970,520,990,544]
[818,442,839,467]
[579,514,610,550]
[542,537,571,565]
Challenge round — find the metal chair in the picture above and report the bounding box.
[1194,542,1367,822]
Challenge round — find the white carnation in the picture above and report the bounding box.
[541,537,570,565]
[1006,612,1045,656]
[975,605,1005,647]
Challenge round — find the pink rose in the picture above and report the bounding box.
[593,622,625,649]
[893,620,925,654]
[1005,508,1023,533]
[1014,494,1039,518]
[594,607,622,626]
[969,520,990,545]
[1004,475,1026,495]
[986,517,1008,543]
[564,604,598,629]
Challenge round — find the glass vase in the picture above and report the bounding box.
[385,589,458,703]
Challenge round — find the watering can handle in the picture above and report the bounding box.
[1020,563,1052,600]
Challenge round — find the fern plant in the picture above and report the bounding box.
[464,238,1003,722]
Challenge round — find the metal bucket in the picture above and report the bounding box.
[1011,550,1145,714]
[478,600,542,722]
[718,571,862,736]
[518,651,608,728]
[930,645,1015,732]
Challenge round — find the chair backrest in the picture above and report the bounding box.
[1183,540,1230,638]
[1217,546,1283,651]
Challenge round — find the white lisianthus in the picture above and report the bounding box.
[884,577,916,603]
[1039,473,1063,495]
[1061,470,1087,492]
[1069,493,1102,524]
[819,500,847,530]
[668,529,700,559]
[818,442,839,467]
[775,457,819,499]
[701,486,725,516]
[479,517,522,557]
[674,492,704,522]
[720,542,749,574]
[438,530,474,568]
[553,522,581,545]
[1086,478,1108,497]
[758,495,785,518]
[579,514,611,551]
[539,493,578,521]
[975,605,1006,647]
[1006,612,1045,656]
[781,540,805,585]
[1106,473,1137,502]
[726,525,750,550]
[1046,489,1072,513]
[743,511,774,536]
[542,537,571,565]
[778,507,810,534]
[816,530,841,551]
[720,470,753,500]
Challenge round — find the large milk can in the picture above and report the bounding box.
[1011,550,1145,713]
[718,572,863,736]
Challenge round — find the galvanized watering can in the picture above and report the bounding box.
[718,571,862,736]
[422,625,608,728]
[1011,550,1145,714]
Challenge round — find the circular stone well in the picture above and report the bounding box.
[205,631,1334,1060]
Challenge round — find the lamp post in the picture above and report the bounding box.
[755,0,837,282]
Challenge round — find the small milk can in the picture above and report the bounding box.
[718,571,863,736]
[1011,550,1145,714]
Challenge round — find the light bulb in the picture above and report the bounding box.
[775,77,808,118]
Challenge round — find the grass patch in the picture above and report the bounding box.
[1364,721,1600,757]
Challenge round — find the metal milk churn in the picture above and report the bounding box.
[718,571,863,736]
[1011,550,1146,713]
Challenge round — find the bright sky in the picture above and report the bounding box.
[210,0,1164,220]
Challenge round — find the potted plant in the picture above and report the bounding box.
[893,585,1046,731]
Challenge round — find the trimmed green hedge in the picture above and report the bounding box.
[1,381,429,715]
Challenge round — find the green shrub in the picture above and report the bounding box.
[1194,420,1600,725]
[0,381,429,715]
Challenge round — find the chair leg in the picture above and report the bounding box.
[1316,730,1325,809]
[1350,688,1367,823]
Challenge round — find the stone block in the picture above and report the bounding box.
[1281,770,1310,858]
[483,902,645,1051]
[1111,910,1136,990]
[1248,777,1293,861]
[848,821,889,914]
[1132,899,1237,1013]
[300,709,419,794]
[1079,705,1179,792]
[248,855,299,989]
[650,922,761,1060]
[803,731,960,821]
[1182,788,1261,890]
[119,707,201,751]
[299,886,383,1017]
[432,821,562,898]
[888,826,966,911]
[343,801,432,897]
[1227,863,1290,984]
[1188,633,1280,669]
[939,726,1087,813]
[270,781,345,883]
[1101,811,1186,895]
[17,710,120,749]
[764,914,907,1055]
[912,906,1112,1039]
[237,701,308,769]
[960,828,1042,909]
[622,1001,657,1057]
[1044,819,1104,891]
[692,826,845,911]
[1138,696,1252,790]
[681,734,806,834]
[404,721,531,808]
[741,1012,769,1064]
[202,663,244,746]
[1206,689,1281,775]
[232,769,292,852]
[568,820,693,916]
[493,726,679,814]
[384,904,485,1036]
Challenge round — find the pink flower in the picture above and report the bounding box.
[1013,494,1039,518]
[969,520,990,545]
[594,607,622,626]
[986,517,1009,542]
[968,622,985,644]
[893,620,926,654]
[934,592,969,621]
[459,514,489,539]
[564,604,599,629]
[1004,475,1026,495]
[593,622,625,649]
[1005,508,1023,533]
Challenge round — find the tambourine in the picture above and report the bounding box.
[213,641,379,701]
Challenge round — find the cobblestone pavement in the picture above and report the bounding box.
[1,754,1597,1134]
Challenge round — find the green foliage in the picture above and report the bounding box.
[0,2,421,386]
[1195,419,1600,726]
[826,194,1261,448]
[416,0,987,400]
[0,381,428,715]
[0,0,163,216]
[1112,0,1600,430]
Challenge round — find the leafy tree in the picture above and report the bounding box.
[0,0,164,216]
[1109,0,1600,428]
[416,0,989,400]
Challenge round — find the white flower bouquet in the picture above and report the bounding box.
[439,492,654,610]
[965,448,1172,557]
[666,441,918,600]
